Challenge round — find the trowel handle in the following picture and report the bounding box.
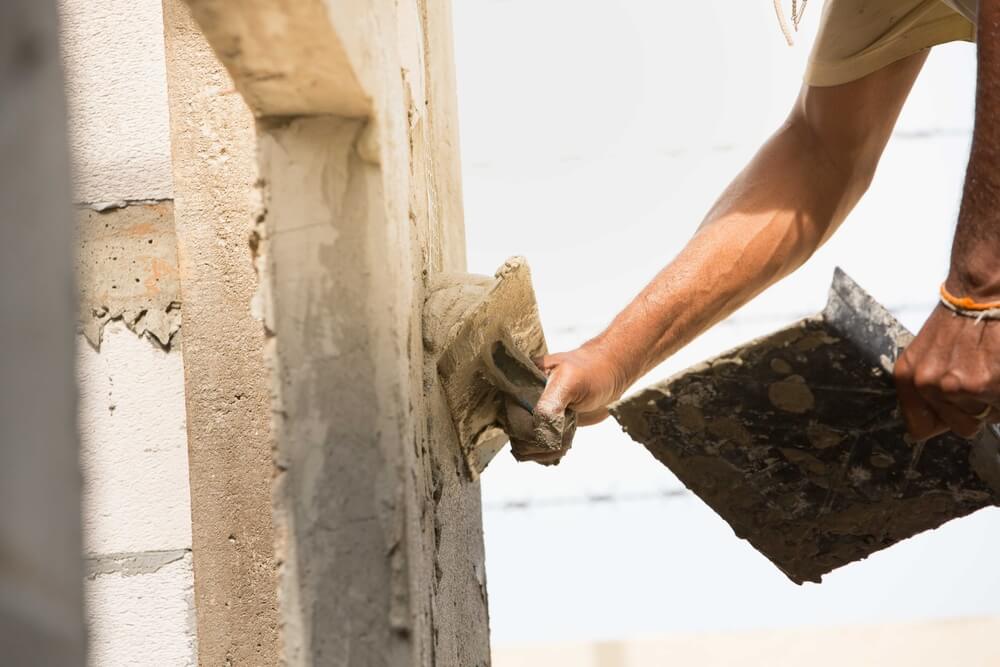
[479,338,548,411]
[480,337,577,454]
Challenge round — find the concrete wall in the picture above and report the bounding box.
[60,0,197,664]
[160,2,281,662]
[178,1,493,663]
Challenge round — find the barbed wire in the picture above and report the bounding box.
[549,301,940,338]
[483,487,691,513]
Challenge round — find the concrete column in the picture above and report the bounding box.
[0,0,85,663]
[161,1,281,664]
[177,0,491,663]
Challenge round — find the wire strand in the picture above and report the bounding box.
[484,487,691,512]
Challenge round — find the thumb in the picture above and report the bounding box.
[535,365,576,421]
[533,365,579,453]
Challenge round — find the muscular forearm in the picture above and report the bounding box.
[949,0,1000,299]
[528,56,926,446]
[588,115,867,386]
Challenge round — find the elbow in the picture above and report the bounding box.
[780,112,879,248]
[789,105,880,205]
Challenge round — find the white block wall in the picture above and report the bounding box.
[60,0,197,664]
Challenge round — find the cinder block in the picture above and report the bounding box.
[77,323,192,555]
[85,551,197,666]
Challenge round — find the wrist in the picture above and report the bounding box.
[946,250,1000,302]
[583,330,648,395]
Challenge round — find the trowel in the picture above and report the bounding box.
[611,269,1000,584]
[425,257,576,478]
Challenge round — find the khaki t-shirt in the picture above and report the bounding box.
[805,0,977,86]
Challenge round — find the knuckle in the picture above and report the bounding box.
[912,366,943,392]
[962,375,991,398]
[937,373,963,396]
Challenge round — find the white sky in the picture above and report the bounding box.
[452,0,999,646]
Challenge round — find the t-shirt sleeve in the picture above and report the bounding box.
[805,0,974,87]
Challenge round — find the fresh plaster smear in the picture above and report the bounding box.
[75,202,182,348]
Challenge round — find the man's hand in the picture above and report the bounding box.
[535,342,632,428]
[896,0,1000,441]
[507,342,632,466]
[894,306,1000,440]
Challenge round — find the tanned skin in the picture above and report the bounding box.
[518,14,996,463]
[895,0,1000,440]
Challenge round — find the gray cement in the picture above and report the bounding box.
[75,201,182,348]
[85,549,190,579]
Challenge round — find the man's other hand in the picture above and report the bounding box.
[894,306,1000,440]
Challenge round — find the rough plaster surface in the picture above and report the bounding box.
[85,552,197,666]
[77,322,192,555]
[183,0,371,117]
[0,0,85,663]
[76,202,182,348]
[255,111,486,664]
[58,0,173,204]
[258,115,416,666]
[161,2,280,664]
[187,1,491,663]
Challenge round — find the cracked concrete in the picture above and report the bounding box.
[75,201,181,348]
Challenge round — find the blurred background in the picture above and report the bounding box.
[450,0,1000,661]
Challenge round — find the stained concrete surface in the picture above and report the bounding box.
[76,201,181,348]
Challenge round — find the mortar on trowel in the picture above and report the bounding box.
[425,257,576,478]
[612,269,1000,584]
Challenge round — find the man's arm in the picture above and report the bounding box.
[516,54,928,464]
[894,0,1000,439]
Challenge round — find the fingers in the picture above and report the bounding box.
[896,376,946,441]
[534,364,577,424]
[510,439,564,465]
[894,312,999,440]
[505,397,572,466]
